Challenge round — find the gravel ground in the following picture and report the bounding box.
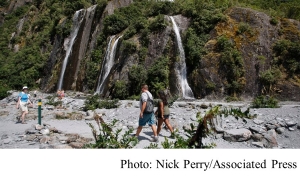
[0,91,299,149]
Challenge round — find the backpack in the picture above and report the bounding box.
[144,92,154,114]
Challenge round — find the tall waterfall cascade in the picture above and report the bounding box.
[58,9,86,90]
[95,35,123,94]
[170,16,194,99]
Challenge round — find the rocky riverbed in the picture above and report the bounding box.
[0,91,299,149]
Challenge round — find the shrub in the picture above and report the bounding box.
[83,95,119,111]
[85,119,138,148]
[149,14,167,32]
[236,22,251,35]
[270,17,278,25]
[146,56,169,96]
[252,95,279,108]
[112,80,129,100]
[128,64,148,95]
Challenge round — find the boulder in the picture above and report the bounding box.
[69,142,84,148]
[223,128,252,142]
[285,121,297,127]
[262,129,278,148]
[276,127,285,134]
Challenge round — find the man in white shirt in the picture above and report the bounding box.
[133,84,159,142]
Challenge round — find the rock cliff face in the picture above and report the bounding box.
[2,1,300,100]
[191,7,300,100]
[32,6,300,100]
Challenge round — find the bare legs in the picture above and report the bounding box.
[135,125,157,137]
[21,111,28,124]
[157,118,174,135]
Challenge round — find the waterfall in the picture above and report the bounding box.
[95,35,123,94]
[170,16,194,99]
[58,9,86,90]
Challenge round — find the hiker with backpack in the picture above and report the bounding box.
[133,84,159,142]
[16,86,33,124]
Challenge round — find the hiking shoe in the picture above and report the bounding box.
[150,136,159,142]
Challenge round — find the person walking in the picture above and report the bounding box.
[16,86,33,124]
[155,90,175,138]
[133,84,159,142]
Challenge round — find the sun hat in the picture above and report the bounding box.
[22,86,28,90]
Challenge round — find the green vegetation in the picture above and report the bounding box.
[1,0,300,101]
[85,119,138,148]
[217,36,246,98]
[83,95,119,111]
[252,95,279,108]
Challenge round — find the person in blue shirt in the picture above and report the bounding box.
[16,86,33,124]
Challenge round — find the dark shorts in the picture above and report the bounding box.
[157,114,169,119]
[139,113,156,126]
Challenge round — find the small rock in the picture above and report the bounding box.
[3,138,13,144]
[252,142,264,148]
[178,103,187,107]
[49,127,59,133]
[35,124,44,130]
[54,145,73,149]
[190,114,197,121]
[200,104,208,109]
[249,126,267,134]
[253,119,264,125]
[276,127,285,134]
[25,128,38,134]
[1,134,8,140]
[215,134,223,139]
[46,106,55,110]
[265,124,277,130]
[288,127,295,131]
[40,129,50,135]
[251,133,264,141]
[24,135,36,141]
[69,142,84,148]
[286,121,297,127]
[40,136,51,144]
[223,128,252,142]
[297,125,300,129]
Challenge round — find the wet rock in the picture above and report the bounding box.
[223,128,252,142]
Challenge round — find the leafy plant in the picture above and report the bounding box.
[85,119,138,148]
[252,95,279,108]
[83,95,119,111]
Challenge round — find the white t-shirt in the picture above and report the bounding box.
[139,91,153,110]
